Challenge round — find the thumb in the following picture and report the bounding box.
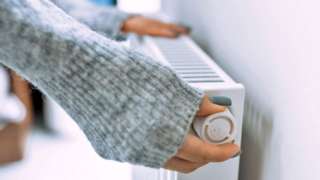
[196,95,226,117]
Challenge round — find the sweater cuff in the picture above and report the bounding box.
[155,84,204,167]
[104,10,131,38]
[118,51,205,167]
[91,8,131,39]
[68,7,131,39]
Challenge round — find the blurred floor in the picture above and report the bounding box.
[0,104,132,180]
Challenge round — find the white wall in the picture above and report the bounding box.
[118,0,161,13]
[163,0,320,179]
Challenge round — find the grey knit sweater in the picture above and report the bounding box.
[51,0,130,38]
[0,0,203,168]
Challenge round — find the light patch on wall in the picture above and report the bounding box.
[117,0,161,13]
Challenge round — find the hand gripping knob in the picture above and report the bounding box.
[193,109,236,144]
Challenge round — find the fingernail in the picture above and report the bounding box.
[232,150,242,158]
[173,33,180,38]
[210,96,232,106]
[179,24,191,33]
[184,26,192,33]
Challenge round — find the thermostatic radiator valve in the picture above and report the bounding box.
[193,109,236,144]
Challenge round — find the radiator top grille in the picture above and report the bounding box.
[151,37,224,83]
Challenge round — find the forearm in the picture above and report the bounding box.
[0,0,203,167]
[51,0,129,38]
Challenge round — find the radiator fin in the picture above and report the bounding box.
[151,38,224,83]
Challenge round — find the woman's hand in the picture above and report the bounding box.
[164,95,241,173]
[121,16,190,38]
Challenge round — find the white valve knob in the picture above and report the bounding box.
[192,109,236,144]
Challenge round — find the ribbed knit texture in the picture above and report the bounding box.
[0,0,204,168]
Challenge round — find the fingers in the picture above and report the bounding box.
[146,19,190,38]
[176,134,240,163]
[164,157,207,173]
[147,26,179,38]
[196,95,226,117]
[157,24,190,38]
[164,23,190,34]
[122,16,191,38]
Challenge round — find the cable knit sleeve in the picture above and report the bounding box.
[0,0,204,168]
[51,0,130,39]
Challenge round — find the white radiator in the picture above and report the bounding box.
[130,35,245,180]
